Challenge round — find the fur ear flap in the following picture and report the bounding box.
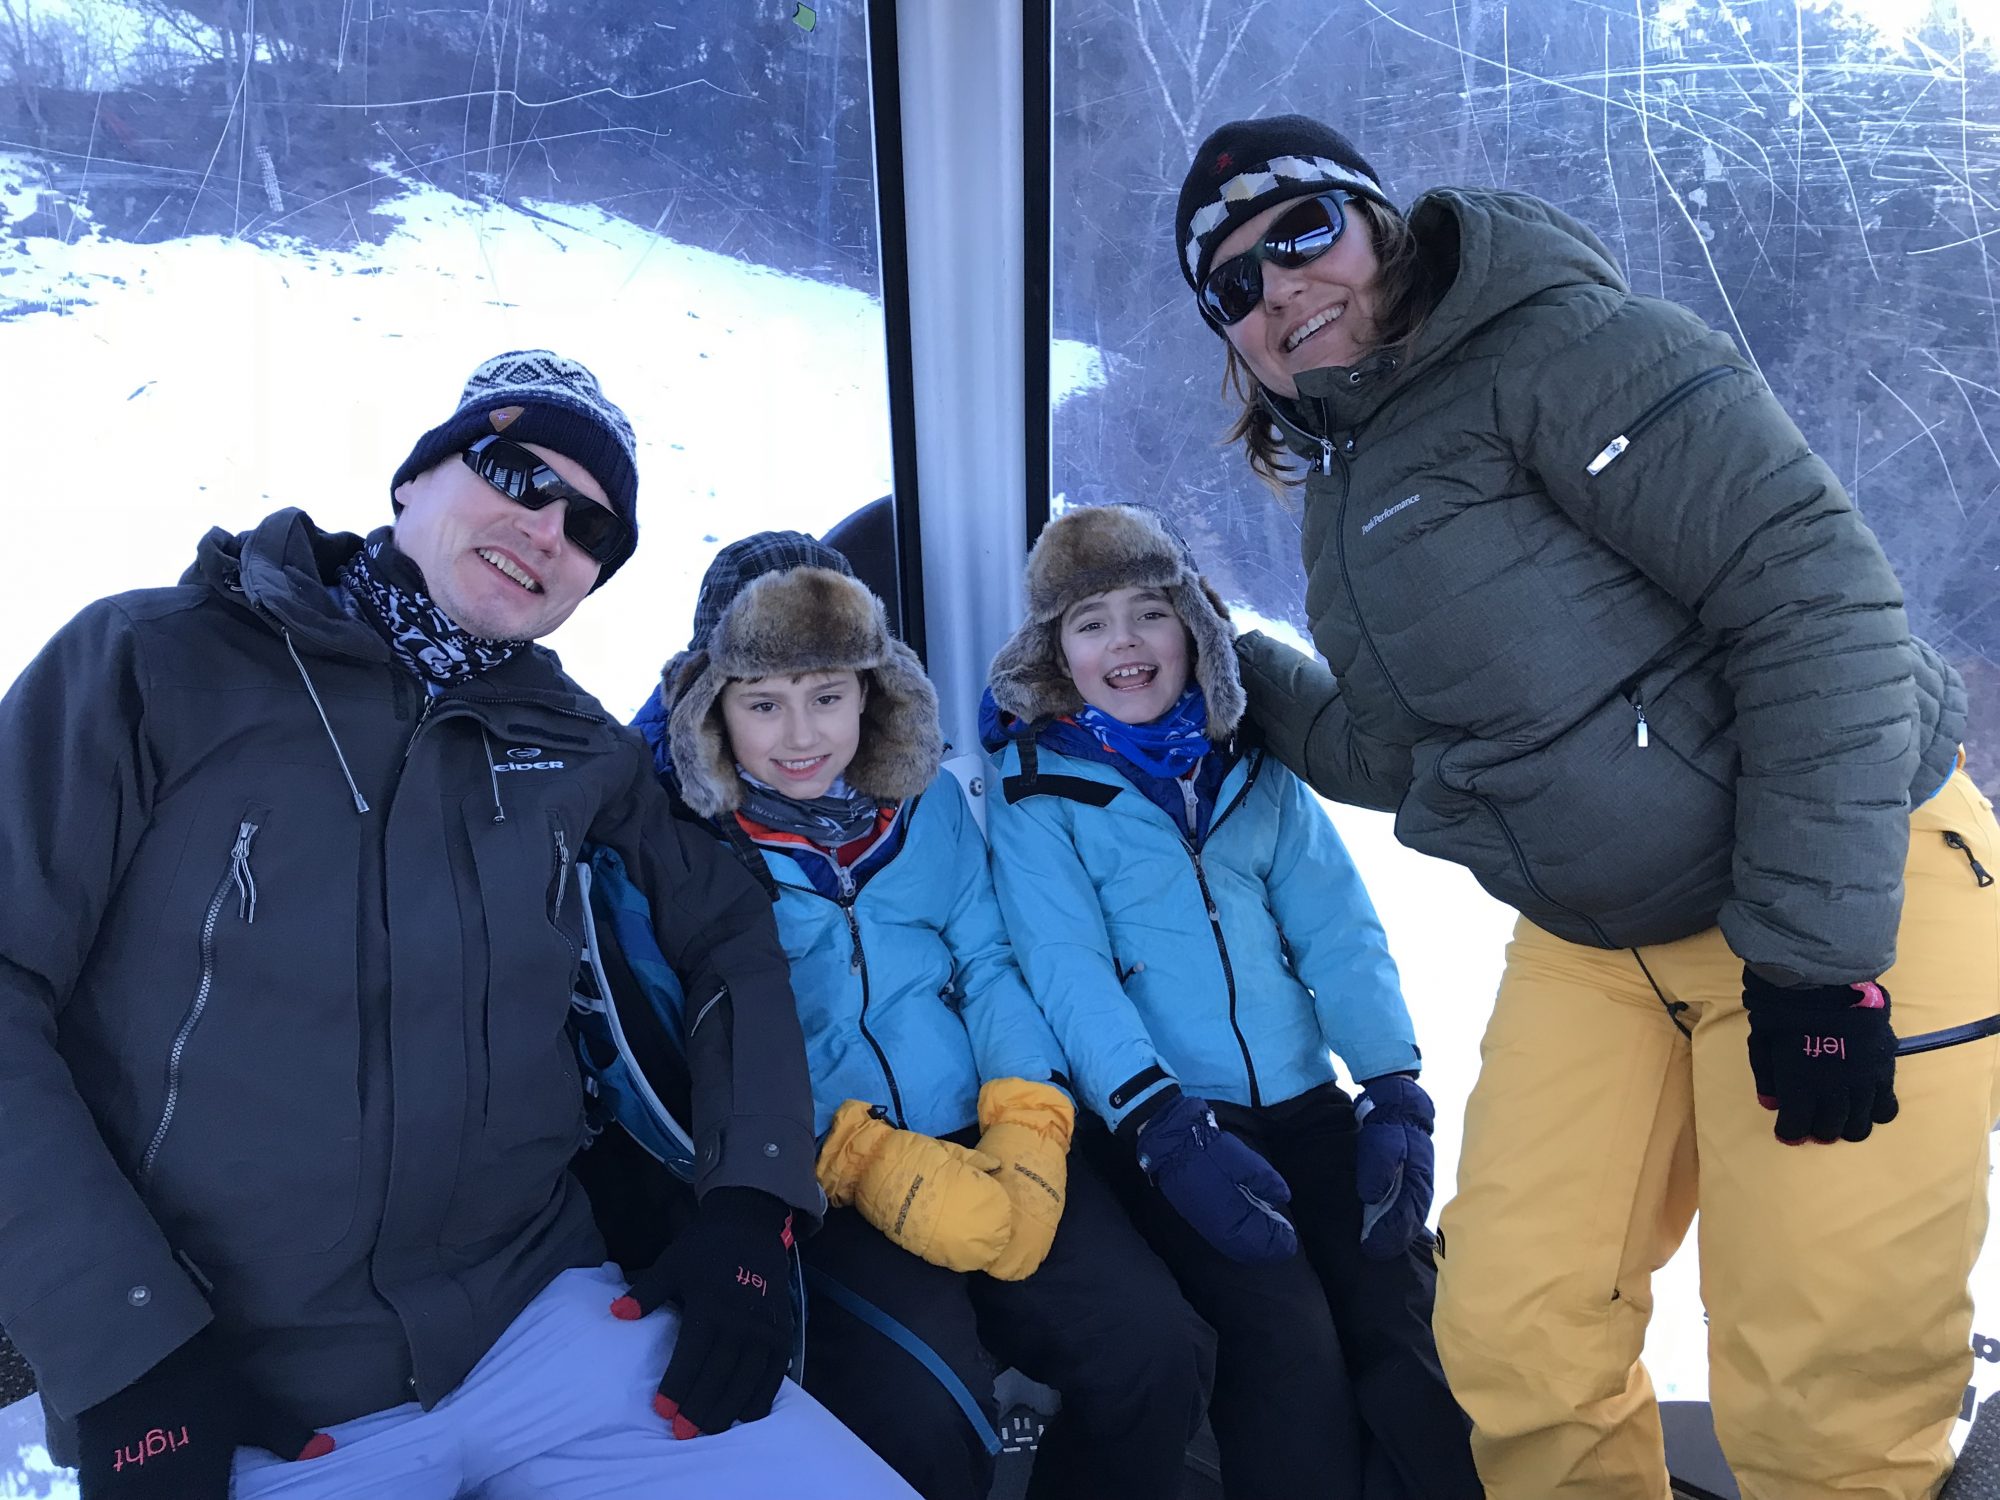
[845,638,945,802]
[664,651,743,818]
[987,620,1085,726]
[1169,579,1245,739]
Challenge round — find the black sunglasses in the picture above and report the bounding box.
[1198,191,1352,327]
[461,436,629,565]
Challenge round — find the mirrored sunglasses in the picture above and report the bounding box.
[460,436,629,565]
[1198,191,1351,328]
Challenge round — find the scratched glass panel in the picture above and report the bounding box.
[1053,0,1999,796]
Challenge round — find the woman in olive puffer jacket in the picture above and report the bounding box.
[1174,113,1999,1500]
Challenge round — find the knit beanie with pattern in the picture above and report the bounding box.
[1174,115,1395,296]
[391,349,640,583]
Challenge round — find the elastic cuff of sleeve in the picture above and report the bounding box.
[1113,1079,1183,1144]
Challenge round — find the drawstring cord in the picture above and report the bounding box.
[283,629,370,815]
[481,728,507,824]
[1632,948,1692,1039]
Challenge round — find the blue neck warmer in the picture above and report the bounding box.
[1074,687,1212,779]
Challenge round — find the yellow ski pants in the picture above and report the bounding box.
[1434,768,2000,1499]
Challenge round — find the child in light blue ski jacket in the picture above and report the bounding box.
[982,504,1480,1499]
[631,531,1211,1500]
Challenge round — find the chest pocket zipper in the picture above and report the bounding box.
[1587,367,1738,476]
[140,816,263,1185]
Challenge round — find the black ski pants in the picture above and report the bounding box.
[1080,1081,1483,1500]
[799,1144,1215,1500]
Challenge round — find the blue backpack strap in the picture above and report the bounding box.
[569,852,697,1176]
[569,845,810,1380]
[801,1267,1004,1456]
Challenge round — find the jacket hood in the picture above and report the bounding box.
[988,505,1245,736]
[1264,188,1629,450]
[663,565,943,817]
[185,508,387,660]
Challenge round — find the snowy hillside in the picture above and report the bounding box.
[0,157,1106,715]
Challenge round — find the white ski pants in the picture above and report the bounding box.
[231,1263,917,1499]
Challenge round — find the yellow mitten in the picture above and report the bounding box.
[815,1101,1015,1273]
[974,1079,1074,1281]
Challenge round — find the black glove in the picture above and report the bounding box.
[1743,968,1900,1145]
[76,1327,333,1499]
[610,1186,796,1438]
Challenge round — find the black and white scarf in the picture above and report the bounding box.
[339,529,520,686]
[737,772,882,848]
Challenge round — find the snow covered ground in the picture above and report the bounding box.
[1,154,1995,1492]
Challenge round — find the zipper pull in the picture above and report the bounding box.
[402,694,438,761]
[1320,437,1335,475]
[1587,435,1630,476]
[1944,832,1995,888]
[835,861,856,900]
[230,821,259,923]
[1633,700,1650,749]
[553,828,571,909]
[1192,855,1219,918]
[1180,777,1199,833]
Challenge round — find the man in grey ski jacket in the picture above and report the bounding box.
[0,351,911,1500]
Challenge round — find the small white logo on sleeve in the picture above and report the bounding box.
[1361,493,1423,536]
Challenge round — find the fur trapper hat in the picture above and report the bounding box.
[988,505,1245,735]
[664,541,943,818]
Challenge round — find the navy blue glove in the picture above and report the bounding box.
[1353,1075,1436,1259]
[1133,1091,1297,1264]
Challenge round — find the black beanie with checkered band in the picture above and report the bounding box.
[1174,115,1397,300]
[391,350,640,585]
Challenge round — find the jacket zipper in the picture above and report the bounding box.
[1435,750,1614,946]
[689,986,728,1034]
[840,894,907,1128]
[1945,832,1995,888]
[1621,687,1733,796]
[1586,367,1737,476]
[1320,404,1442,733]
[402,690,438,761]
[1184,756,1263,1107]
[140,819,262,1184]
[802,854,908,1128]
[547,820,580,967]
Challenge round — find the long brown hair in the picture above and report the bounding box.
[1220,195,1434,492]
